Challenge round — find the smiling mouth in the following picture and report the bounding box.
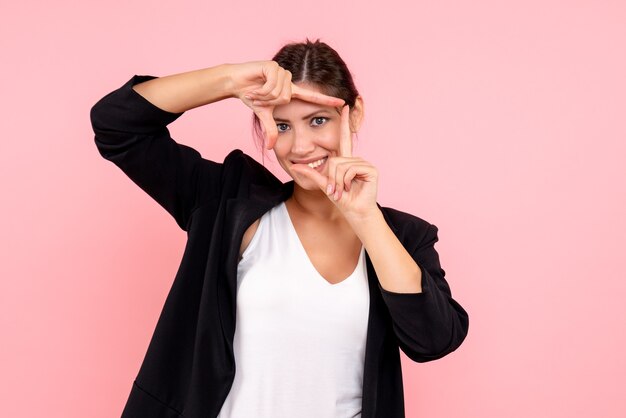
[306,157,327,169]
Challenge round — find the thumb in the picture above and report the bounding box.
[256,108,278,150]
[290,164,328,192]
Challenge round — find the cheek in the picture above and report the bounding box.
[317,129,341,150]
[272,143,292,171]
[272,139,290,158]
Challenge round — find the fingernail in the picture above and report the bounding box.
[326,184,333,195]
[244,94,252,100]
[333,191,339,201]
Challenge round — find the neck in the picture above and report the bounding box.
[289,183,344,221]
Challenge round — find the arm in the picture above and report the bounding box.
[90,73,225,231]
[352,208,423,293]
[90,63,346,230]
[91,61,343,230]
[358,213,469,363]
[129,64,236,113]
[288,105,469,361]
[130,62,345,145]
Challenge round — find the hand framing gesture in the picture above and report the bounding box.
[290,105,380,221]
[231,61,345,149]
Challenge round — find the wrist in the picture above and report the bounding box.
[194,64,237,103]
[204,64,238,100]
[348,207,392,249]
[345,206,385,232]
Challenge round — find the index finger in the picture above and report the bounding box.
[256,108,278,150]
[291,84,345,107]
[339,105,352,157]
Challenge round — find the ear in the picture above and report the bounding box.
[349,95,364,133]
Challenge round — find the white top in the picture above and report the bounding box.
[216,202,370,418]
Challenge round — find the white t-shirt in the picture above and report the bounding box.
[216,202,370,418]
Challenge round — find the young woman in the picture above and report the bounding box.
[91,39,469,418]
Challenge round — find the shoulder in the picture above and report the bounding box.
[223,148,256,167]
[378,205,438,248]
[217,149,284,199]
[222,149,281,185]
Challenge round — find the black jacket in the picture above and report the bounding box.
[90,75,469,418]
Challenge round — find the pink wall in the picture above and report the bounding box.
[1,0,625,417]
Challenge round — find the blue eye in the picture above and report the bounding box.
[276,123,289,133]
[311,117,329,126]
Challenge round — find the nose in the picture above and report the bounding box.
[290,127,316,155]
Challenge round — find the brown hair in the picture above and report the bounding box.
[252,38,360,150]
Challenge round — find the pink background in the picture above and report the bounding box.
[1,0,625,417]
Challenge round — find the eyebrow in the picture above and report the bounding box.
[273,110,334,123]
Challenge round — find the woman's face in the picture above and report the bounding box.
[272,83,344,191]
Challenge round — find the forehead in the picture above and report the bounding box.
[273,82,335,119]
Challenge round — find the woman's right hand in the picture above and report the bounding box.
[227,61,345,150]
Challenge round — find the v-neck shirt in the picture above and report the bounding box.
[217,202,370,418]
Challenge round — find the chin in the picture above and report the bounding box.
[291,174,321,192]
[295,180,320,191]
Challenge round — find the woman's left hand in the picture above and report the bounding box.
[290,106,380,221]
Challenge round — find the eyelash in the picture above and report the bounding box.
[277,117,329,133]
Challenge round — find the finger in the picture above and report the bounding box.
[252,62,279,96]
[332,158,368,199]
[281,70,293,102]
[333,160,350,201]
[256,108,278,149]
[292,84,345,107]
[339,105,352,158]
[325,156,340,197]
[255,68,286,100]
[325,156,353,196]
[343,163,372,192]
[343,165,356,193]
[290,163,328,192]
[251,75,292,107]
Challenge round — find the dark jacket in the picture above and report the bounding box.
[90,75,469,418]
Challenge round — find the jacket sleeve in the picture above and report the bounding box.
[378,223,469,363]
[90,75,222,231]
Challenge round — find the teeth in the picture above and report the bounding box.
[307,157,327,168]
